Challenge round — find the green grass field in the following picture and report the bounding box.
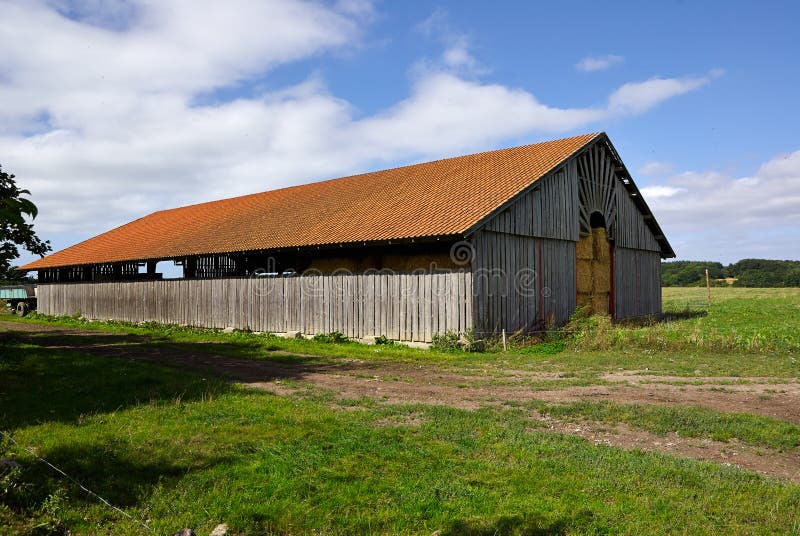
[1,287,799,534]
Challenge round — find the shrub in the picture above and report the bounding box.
[373,335,394,346]
[431,330,461,352]
[431,330,484,352]
[312,331,349,344]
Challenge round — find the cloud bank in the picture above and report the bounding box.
[1,1,716,265]
[642,150,800,261]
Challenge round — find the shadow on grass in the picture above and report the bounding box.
[613,309,708,328]
[0,328,364,430]
[441,509,601,535]
[0,331,238,430]
[6,441,234,510]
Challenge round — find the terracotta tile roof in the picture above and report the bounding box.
[21,133,601,270]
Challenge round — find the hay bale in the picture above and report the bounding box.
[307,257,358,274]
[577,259,593,293]
[592,293,609,314]
[592,228,611,261]
[577,292,592,307]
[592,261,611,292]
[382,253,458,271]
[576,235,594,260]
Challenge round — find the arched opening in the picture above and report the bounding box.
[590,211,606,229]
[576,212,613,315]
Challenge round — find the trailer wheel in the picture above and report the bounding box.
[16,301,30,317]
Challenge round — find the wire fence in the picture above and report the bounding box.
[0,429,153,533]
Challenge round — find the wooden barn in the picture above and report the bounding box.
[20,132,674,342]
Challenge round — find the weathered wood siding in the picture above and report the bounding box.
[471,230,575,333]
[615,186,661,252]
[37,272,473,343]
[613,248,661,318]
[484,163,580,242]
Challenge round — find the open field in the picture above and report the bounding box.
[1,287,799,534]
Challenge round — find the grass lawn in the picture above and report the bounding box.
[2,341,799,535]
[1,287,799,534]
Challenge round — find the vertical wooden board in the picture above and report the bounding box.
[386,273,393,338]
[406,274,414,341]
[464,271,473,332]
[376,273,384,338]
[352,274,359,338]
[347,275,354,338]
[310,277,318,334]
[421,273,430,342]
[389,273,397,338]
[374,274,383,337]
[456,271,465,333]
[326,275,333,334]
[398,274,407,340]
[408,274,417,341]
[430,273,439,338]
[356,274,363,339]
[372,274,380,337]
[256,279,265,331]
[282,278,291,332]
[444,272,454,332]
[264,279,275,332]
[436,273,446,335]
[182,280,191,326]
[330,274,338,334]
[417,273,425,342]
[341,275,350,337]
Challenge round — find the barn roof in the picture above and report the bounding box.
[21,132,673,270]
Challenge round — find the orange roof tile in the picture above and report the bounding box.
[22,133,601,270]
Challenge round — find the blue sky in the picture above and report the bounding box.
[2,0,799,267]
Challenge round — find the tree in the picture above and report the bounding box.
[0,164,51,281]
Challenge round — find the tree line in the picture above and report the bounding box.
[662,259,800,287]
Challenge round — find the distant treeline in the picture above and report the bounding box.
[662,259,800,287]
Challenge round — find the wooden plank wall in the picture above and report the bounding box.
[613,247,662,318]
[484,162,580,242]
[37,272,473,343]
[615,186,662,252]
[471,230,575,334]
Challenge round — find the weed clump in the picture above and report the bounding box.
[431,330,484,352]
[312,331,350,344]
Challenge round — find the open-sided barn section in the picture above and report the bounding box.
[21,132,674,342]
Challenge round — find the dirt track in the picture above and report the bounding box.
[3,320,799,482]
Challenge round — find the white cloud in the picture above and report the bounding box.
[414,9,486,76]
[639,185,685,199]
[0,1,716,265]
[576,54,624,72]
[639,161,674,176]
[608,75,712,114]
[644,151,800,261]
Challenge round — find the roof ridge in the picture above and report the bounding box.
[21,132,607,270]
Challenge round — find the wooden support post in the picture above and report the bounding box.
[502,328,507,352]
[705,269,711,306]
[147,261,157,278]
[185,258,197,279]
